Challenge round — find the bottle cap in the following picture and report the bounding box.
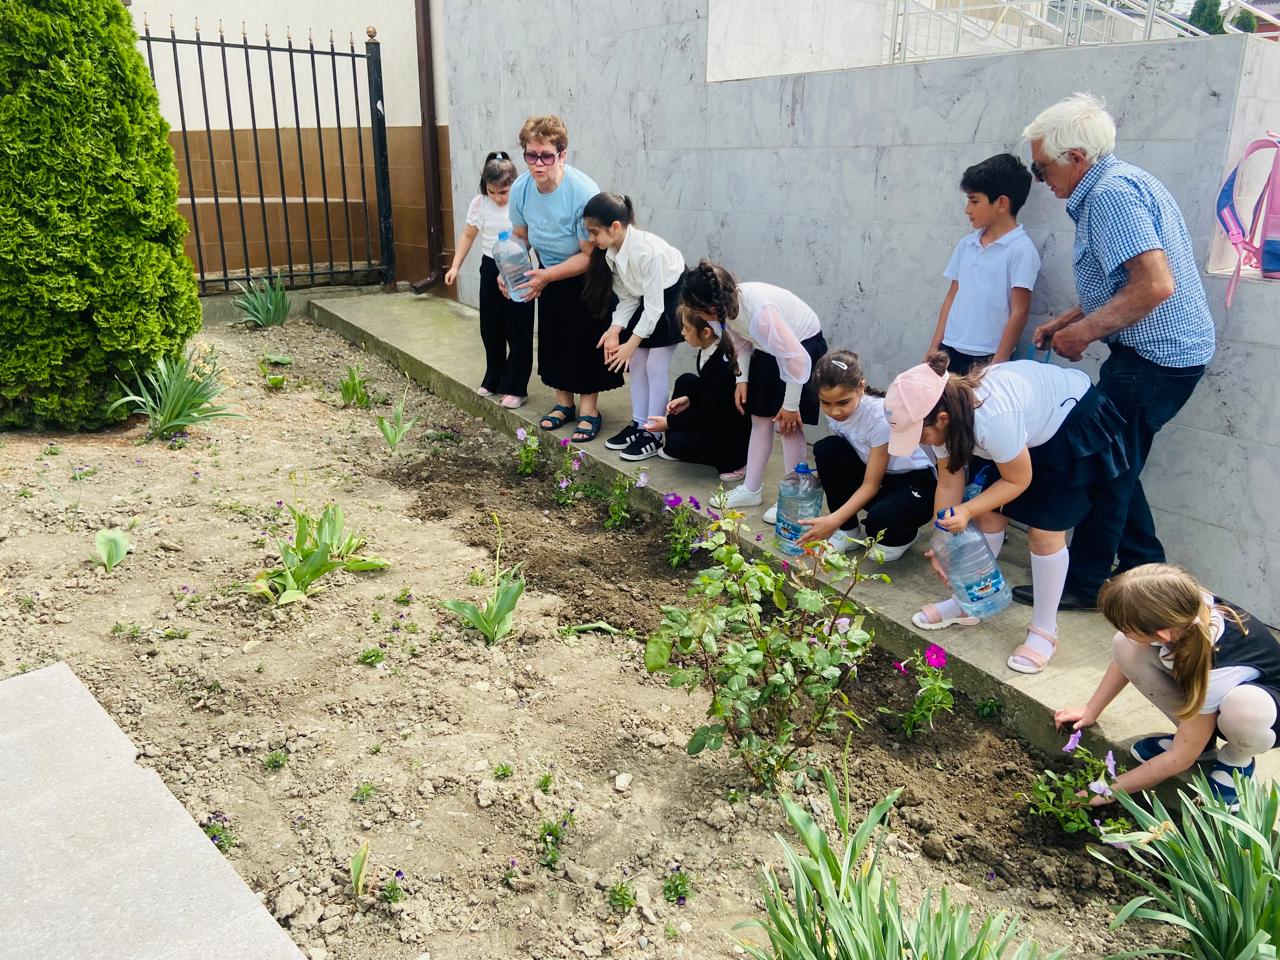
[933,506,955,532]
[497,230,510,241]
[794,463,810,474]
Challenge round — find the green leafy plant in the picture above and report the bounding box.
[536,810,575,870]
[603,473,635,531]
[201,812,238,853]
[663,868,694,905]
[106,348,242,441]
[262,750,288,771]
[263,354,293,366]
[368,742,382,755]
[232,275,290,327]
[352,782,377,804]
[379,873,407,904]
[350,840,371,898]
[1020,735,1131,838]
[537,772,554,794]
[606,881,637,914]
[494,762,514,780]
[0,0,201,429]
[552,442,586,506]
[737,768,1065,959]
[441,514,525,645]
[358,647,386,667]
[645,513,879,790]
[976,697,1004,719]
[394,587,413,606]
[1093,771,1280,960]
[376,385,418,454]
[94,528,130,572]
[250,501,389,605]
[339,364,370,409]
[663,495,701,568]
[258,359,286,389]
[892,645,955,738]
[514,427,542,476]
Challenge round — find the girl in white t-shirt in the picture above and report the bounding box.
[443,152,533,408]
[885,352,1128,674]
[798,351,936,562]
[580,192,686,462]
[679,260,828,514]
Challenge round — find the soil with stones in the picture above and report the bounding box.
[0,314,1168,959]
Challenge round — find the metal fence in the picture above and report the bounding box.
[139,18,395,293]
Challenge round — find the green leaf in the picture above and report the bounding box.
[687,726,711,756]
[645,634,674,673]
[94,528,130,572]
[794,589,824,613]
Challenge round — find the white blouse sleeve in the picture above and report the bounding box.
[749,303,811,411]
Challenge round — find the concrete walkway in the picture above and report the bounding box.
[309,290,1277,783]
[0,663,304,960]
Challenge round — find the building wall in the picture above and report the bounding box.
[129,0,439,282]
[444,0,1280,621]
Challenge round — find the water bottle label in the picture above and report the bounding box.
[962,569,1006,603]
[774,515,807,556]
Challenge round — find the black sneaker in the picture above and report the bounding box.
[604,422,641,451]
[619,430,662,461]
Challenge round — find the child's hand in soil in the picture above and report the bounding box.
[1053,706,1096,732]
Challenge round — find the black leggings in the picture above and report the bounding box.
[813,436,937,547]
[479,256,535,396]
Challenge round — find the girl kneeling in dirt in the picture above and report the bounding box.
[1056,564,1280,809]
[642,304,750,480]
[886,352,1127,675]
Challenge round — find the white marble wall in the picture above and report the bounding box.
[707,0,883,80]
[443,1,1280,620]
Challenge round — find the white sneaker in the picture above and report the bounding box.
[762,504,778,525]
[871,531,919,563]
[825,528,856,554]
[713,484,763,510]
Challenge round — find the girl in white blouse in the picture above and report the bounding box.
[885,352,1128,674]
[443,152,533,408]
[678,260,828,514]
[581,193,686,461]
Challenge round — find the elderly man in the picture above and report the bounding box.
[1012,93,1216,611]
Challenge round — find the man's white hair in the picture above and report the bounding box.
[1022,93,1117,163]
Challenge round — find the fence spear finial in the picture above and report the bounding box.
[194,16,201,33]
[218,18,224,37]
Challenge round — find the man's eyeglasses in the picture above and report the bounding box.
[523,150,561,166]
[1030,161,1045,183]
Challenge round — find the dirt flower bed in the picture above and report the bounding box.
[0,316,1164,958]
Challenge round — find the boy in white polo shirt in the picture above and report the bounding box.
[926,154,1040,375]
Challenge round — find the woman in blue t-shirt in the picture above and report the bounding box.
[506,115,623,443]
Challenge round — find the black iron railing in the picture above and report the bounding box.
[139,18,395,293]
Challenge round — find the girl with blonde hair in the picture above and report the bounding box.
[1056,563,1280,808]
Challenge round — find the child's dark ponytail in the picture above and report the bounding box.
[678,259,741,369]
[922,350,984,473]
[580,192,637,320]
[479,151,517,195]
[813,350,884,397]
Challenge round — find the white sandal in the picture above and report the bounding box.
[911,602,980,631]
[1007,625,1058,674]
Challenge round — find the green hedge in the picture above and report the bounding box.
[0,0,200,429]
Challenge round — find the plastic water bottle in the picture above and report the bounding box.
[493,231,532,303]
[929,509,1012,619]
[774,463,824,557]
[963,465,991,503]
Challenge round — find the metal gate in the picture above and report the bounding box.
[139,17,395,293]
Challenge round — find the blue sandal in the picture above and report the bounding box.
[571,414,603,443]
[539,404,576,431]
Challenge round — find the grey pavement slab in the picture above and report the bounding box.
[308,290,1278,786]
[0,663,303,960]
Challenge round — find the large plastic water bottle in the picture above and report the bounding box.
[929,509,1012,619]
[493,231,533,303]
[774,463,824,557]
[963,465,992,503]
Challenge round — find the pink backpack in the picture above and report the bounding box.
[1217,133,1280,308]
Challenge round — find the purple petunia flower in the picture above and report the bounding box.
[1104,750,1116,778]
[558,478,571,490]
[636,472,649,489]
[663,492,683,509]
[755,534,763,542]
[395,869,405,880]
[780,559,789,572]
[1088,779,1112,797]
[706,509,720,521]
[689,496,701,511]
[560,438,571,448]
[834,617,850,634]
[516,427,528,441]
[924,644,947,669]
[1063,729,1083,754]
[571,459,581,472]
[893,661,908,675]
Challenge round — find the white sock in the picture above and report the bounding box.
[629,346,651,426]
[744,416,775,492]
[645,345,676,421]
[1026,546,1069,658]
[983,531,1005,559]
[933,597,964,620]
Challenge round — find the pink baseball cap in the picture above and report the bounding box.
[885,363,948,457]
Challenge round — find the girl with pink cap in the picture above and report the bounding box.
[884,352,1127,673]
